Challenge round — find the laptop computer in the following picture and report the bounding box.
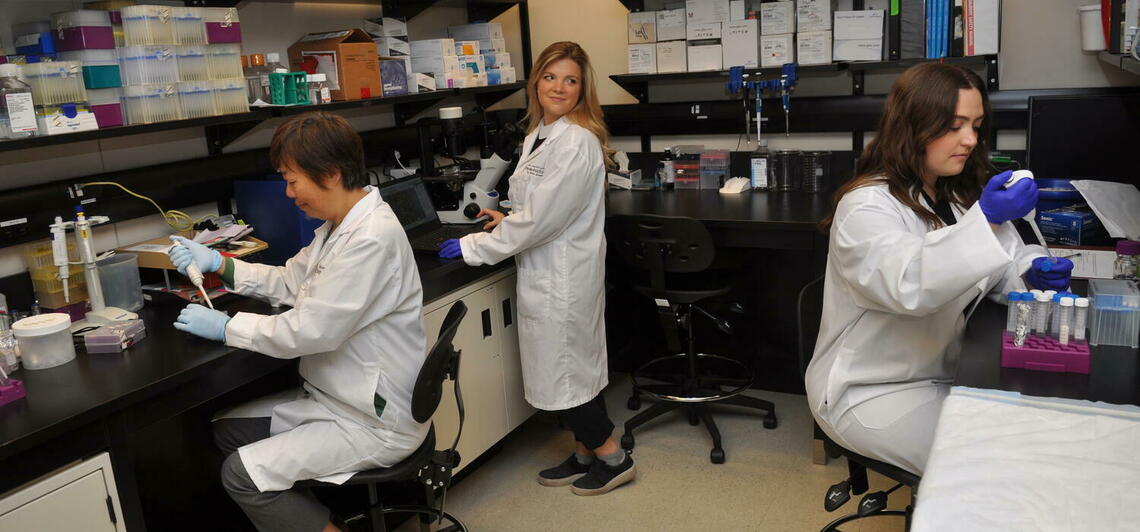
[379,176,486,254]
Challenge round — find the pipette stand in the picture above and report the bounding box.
[57,207,138,333]
[726,63,799,141]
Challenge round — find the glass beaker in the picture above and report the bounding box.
[770,149,801,192]
[800,151,831,193]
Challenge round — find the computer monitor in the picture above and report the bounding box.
[378,177,438,232]
[1026,93,1140,183]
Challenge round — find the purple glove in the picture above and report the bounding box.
[979,170,1039,224]
[1026,256,1074,291]
[439,238,462,259]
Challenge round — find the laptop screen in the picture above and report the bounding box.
[378,177,438,232]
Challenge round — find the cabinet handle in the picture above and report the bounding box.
[502,297,513,328]
[482,308,492,338]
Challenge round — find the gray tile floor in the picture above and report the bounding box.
[430,376,910,532]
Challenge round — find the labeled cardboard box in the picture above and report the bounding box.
[380,58,408,96]
[761,1,796,35]
[797,0,834,32]
[761,33,795,67]
[722,19,758,68]
[656,40,687,73]
[656,9,686,41]
[687,43,722,71]
[628,44,657,74]
[797,30,832,65]
[288,29,380,101]
[118,235,268,270]
[629,11,657,43]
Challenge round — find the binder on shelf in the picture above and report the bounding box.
[950,0,964,57]
[964,0,999,56]
[900,0,926,59]
[889,0,901,59]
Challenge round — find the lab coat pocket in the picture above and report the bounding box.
[515,267,552,325]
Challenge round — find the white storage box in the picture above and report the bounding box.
[722,20,759,68]
[409,39,455,57]
[455,40,481,56]
[656,41,688,73]
[628,44,657,74]
[760,33,795,67]
[834,38,882,61]
[656,9,687,41]
[686,0,730,24]
[411,54,459,74]
[687,21,722,42]
[364,17,407,38]
[797,0,834,32]
[457,54,486,74]
[687,43,722,71]
[834,10,884,39]
[448,23,503,42]
[761,1,796,35]
[629,11,657,43]
[375,37,410,57]
[730,0,746,20]
[797,30,833,65]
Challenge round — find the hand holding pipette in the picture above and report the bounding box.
[168,236,222,310]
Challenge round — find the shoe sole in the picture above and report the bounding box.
[569,466,636,496]
[537,472,587,487]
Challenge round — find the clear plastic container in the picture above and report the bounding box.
[206,44,244,80]
[800,151,831,193]
[0,64,39,139]
[84,319,146,353]
[122,83,181,124]
[172,7,206,45]
[12,313,76,370]
[96,253,144,312]
[121,5,176,46]
[23,61,88,106]
[0,331,19,374]
[699,150,729,190]
[177,80,216,118]
[244,53,270,103]
[307,73,331,105]
[119,45,179,85]
[1088,279,1140,348]
[212,78,249,115]
[51,10,115,51]
[203,7,242,44]
[176,45,209,81]
[771,149,802,192]
[58,49,122,89]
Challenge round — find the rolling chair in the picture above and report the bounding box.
[796,277,920,531]
[609,214,778,464]
[299,301,469,532]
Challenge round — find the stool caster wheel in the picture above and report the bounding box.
[621,434,635,451]
[627,395,641,411]
[763,414,778,430]
[688,409,699,426]
[710,447,725,464]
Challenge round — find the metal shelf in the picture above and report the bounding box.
[0,110,272,153]
[1098,51,1140,76]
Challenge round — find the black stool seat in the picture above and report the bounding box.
[296,427,436,489]
[631,271,734,303]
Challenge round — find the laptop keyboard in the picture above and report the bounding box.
[410,225,483,252]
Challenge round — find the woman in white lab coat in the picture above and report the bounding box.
[170,112,428,532]
[805,63,1073,475]
[438,41,634,496]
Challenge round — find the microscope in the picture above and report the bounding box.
[416,107,515,224]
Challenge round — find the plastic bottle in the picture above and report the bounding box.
[1057,297,1074,345]
[1034,291,1051,336]
[659,148,676,188]
[307,73,331,105]
[1005,292,1019,332]
[1073,297,1089,341]
[1114,240,1139,280]
[0,64,38,139]
[245,53,270,104]
[750,139,770,191]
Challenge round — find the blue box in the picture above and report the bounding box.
[1037,206,1109,246]
[380,59,408,96]
[234,180,323,266]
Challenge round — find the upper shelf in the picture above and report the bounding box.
[0,82,526,154]
[1097,51,1140,77]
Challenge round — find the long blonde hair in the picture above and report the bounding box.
[524,41,616,169]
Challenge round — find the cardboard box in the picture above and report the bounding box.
[288,29,380,101]
[485,51,510,69]
[656,8,687,41]
[1038,208,1110,246]
[834,10,884,39]
[760,33,794,67]
[499,66,516,84]
[479,38,507,53]
[448,23,503,42]
[761,1,796,35]
[797,30,832,65]
[363,17,407,38]
[380,58,408,96]
[457,54,486,74]
[730,0,746,20]
[410,39,455,57]
[411,54,459,74]
[119,235,268,270]
[628,44,657,74]
[455,40,481,55]
[656,40,688,73]
[686,0,730,23]
[687,21,722,42]
[722,19,758,68]
[687,43,722,71]
[833,38,882,61]
[374,37,409,57]
[629,11,657,43]
[413,72,435,92]
[797,0,834,32]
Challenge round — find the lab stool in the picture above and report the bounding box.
[609,214,778,464]
[297,302,469,532]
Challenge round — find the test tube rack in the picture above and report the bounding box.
[268,72,309,106]
[1000,331,1090,374]
[0,379,26,407]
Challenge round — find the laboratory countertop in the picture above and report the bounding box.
[957,300,1140,407]
[605,188,834,230]
[0,256,513,462]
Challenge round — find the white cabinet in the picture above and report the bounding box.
[0,453,125,532]
[423,269,534,471]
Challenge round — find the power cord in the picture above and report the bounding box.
[393,150,413,176]
[78,181,217,232]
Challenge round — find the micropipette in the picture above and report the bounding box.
[168,242,214,310]
[1003,169,1055,262]
[49,216,70,303]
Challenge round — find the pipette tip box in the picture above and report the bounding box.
[0,380,27,407]
[1000,331,1090,374]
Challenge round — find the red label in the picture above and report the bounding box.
[360,87,371,98]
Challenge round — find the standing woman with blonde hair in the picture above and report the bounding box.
[438,41,633,495]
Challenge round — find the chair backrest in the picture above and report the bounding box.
[411,301,467,423]
[609,214,717,294]
[796,276,825,379]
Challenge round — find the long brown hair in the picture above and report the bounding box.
[820,63,992,230]
[524,41,616,169]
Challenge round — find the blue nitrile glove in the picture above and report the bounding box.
[169,236,223,275]
[1026,256,1074,291]
[173,303,230,342]
[439,238,463,259]
[979,170,1039,224]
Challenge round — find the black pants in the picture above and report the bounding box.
[558,394,615,450]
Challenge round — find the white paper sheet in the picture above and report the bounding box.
[1071,180,1140,240]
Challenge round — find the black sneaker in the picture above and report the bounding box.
[570,455,636,496]
[537,454,592,487]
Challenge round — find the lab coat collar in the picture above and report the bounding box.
[312,186,380,247]
[519,116,570,166]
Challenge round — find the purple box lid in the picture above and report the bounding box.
[55,26,115,51]
[205,21,242,44]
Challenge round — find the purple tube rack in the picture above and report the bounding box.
[1000,331,1090,374]
[0,380,27,407]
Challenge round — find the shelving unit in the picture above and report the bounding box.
[1098,51,1140,77]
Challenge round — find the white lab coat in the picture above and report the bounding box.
[805,183,1044,472]
[459,117,609,411]
[218,187,429,492]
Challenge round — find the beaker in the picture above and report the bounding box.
[771,149,801,192]
[800,151,831,193]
